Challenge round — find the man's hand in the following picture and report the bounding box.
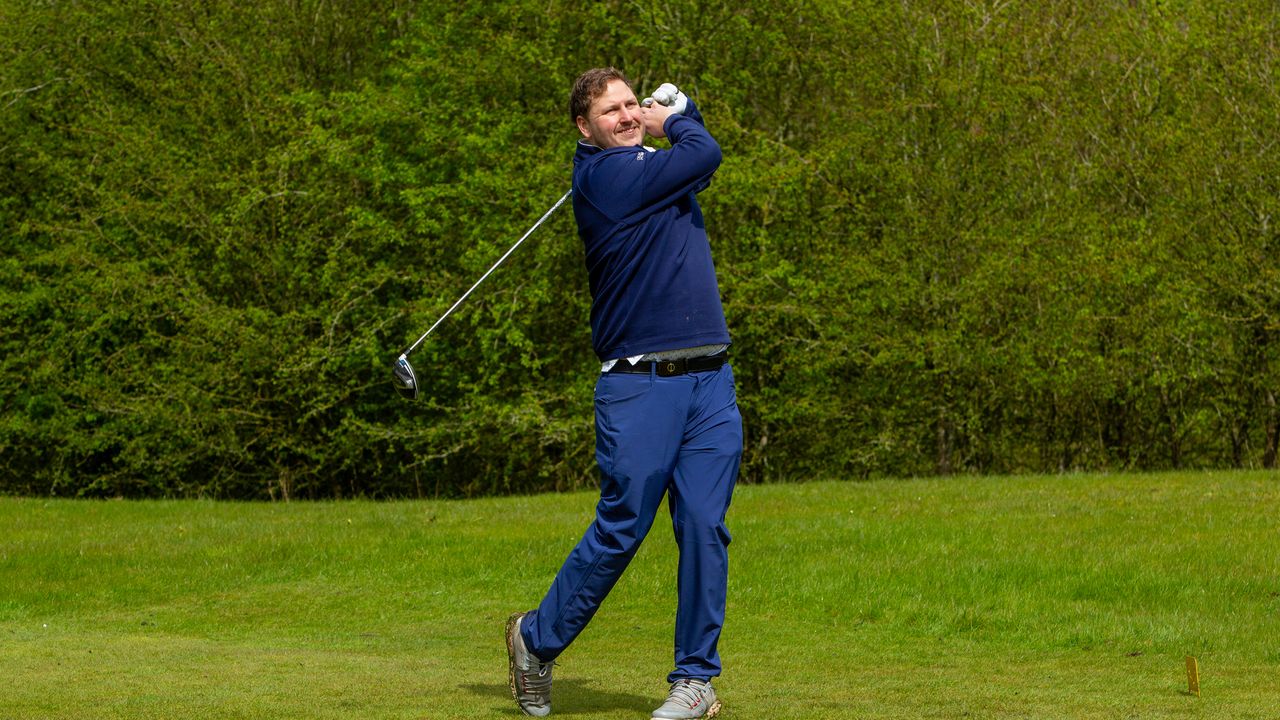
[642,83,689,116]
[640,100,675,139]
[640,82,689,139]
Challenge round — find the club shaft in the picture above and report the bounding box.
[403,188,572,356]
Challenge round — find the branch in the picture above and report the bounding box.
[2,79,64,108]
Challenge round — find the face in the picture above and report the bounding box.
[576,79,643,149]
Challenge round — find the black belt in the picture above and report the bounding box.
[607,352,728,376]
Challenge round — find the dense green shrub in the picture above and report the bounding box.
[3,1,1277,497]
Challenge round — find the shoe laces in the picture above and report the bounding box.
[522,659,554,695]
[666,678,708,708]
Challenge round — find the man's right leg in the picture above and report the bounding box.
[519,371,686,664]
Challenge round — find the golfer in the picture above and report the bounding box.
[506,68,741,719]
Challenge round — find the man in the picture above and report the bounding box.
[505,68,742,719]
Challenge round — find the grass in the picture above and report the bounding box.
[1,470,1278,719]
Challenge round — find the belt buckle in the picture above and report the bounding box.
[659,360,680,376]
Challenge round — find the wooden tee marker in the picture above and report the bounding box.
[1185,655,1200,697]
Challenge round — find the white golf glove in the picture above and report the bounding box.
[641,82,689,115]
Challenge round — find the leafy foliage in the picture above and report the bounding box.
[3,1,1278,497]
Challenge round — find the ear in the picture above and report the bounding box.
[575,115,591,140]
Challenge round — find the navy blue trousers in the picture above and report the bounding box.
[522,362,742,682]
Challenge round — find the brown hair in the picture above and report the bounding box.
[570,67,631,123]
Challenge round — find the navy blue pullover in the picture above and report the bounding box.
[572,100,731,361]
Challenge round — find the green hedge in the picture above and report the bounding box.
[3,1,1278,498]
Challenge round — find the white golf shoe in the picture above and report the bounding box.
[651,678,721,719]
[506,612,553,717]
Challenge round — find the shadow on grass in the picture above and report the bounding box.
[461,679,654,716]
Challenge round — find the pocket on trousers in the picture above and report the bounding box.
[595,372,653,407]
[594,373,653,445]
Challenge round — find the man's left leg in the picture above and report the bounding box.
[654,363,741,719]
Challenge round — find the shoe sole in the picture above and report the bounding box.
[505,612,523,707]
[652,698,722,719]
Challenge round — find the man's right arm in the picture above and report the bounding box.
[640,109,720,205]
[625,96,720,207]
[574,96,721,223]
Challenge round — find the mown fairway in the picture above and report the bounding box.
[2,471,1277,719]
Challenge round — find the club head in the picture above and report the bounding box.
[392,353,419,400]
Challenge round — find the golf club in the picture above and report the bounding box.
[393,188,573,400]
